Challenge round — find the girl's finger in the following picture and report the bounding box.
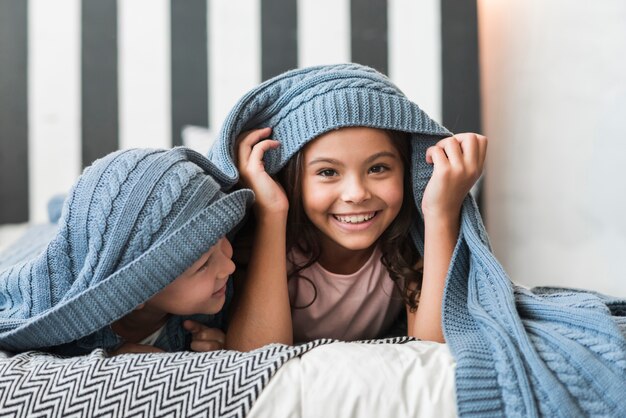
[454,133,479,166]
[426,146,450,170]
[183,319,201,332]
[236,127,272,166]
[248,139,280,170]
[190,339,224,352]
[476,134,488,166]
[440,137,464,168]
[236,127,272,147]
[184,320,226,343]
[109,342,164,356]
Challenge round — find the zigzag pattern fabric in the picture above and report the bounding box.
[209,63,626,417]
[0,337,413,417]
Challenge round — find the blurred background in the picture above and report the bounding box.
[0,0,624,296]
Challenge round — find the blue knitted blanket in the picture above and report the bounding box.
[207,63,626,417]
[447,198,626,417]
[0,148,253,353]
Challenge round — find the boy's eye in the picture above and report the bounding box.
[196,255,213,273]
[368,164,388,174]
[317,169,338,177]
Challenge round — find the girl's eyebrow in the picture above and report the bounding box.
[307,157,343,166]
[307,151,399,166]
[365,151,399,163]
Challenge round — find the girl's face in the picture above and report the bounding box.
[145,237,235,316]
[301,127,405,257]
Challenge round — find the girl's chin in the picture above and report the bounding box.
[324,235,379,253]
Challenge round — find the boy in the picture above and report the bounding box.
[0,147,252,355]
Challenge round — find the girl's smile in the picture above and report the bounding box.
[331,211,381,233]
[332,211,378,224]
[301,127,405,268]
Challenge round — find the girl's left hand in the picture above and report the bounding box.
[184,320,226,352]
[108,342,165,356]
[422,133,487,221]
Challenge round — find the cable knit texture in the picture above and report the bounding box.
[208,63,626,417]
[0,147,253,353]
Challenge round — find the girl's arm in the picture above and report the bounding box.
[225,128,294,351]
[408,133,488,342]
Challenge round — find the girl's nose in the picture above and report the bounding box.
[341,176,371,204]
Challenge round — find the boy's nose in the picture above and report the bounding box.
[220,238,236,275]
[341,177,371,204]
[225,258,236,276]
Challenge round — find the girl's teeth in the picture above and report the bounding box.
[336,213,375,223]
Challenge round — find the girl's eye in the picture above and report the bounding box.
[317,169,337,177]
[369,164,389,174]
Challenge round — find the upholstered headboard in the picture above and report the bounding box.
[0,0,479,225]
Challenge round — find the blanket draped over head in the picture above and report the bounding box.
[208,63,626,417]
[0,148,253,353]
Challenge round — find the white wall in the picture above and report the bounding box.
[479,0,626,296]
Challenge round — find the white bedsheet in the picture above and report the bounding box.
[248,340,457,418]
[0,223,28,253]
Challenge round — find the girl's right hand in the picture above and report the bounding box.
[236,127,289,216]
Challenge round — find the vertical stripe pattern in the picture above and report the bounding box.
[119,0,171,150]
[82,0,119,168]
[441,0,481,133]
[389,0,442,122]
[0,0,29,223]
[0,1,481,224]
[28,0,81,223]
[298,0,350,67]
[209,0,261,149]
[351,0,388,75]
[261,0,298,80]
[171,0,208,146]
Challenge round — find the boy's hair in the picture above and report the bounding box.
[278,130,422,311]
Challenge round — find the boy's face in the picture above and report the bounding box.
[145,237,235,316]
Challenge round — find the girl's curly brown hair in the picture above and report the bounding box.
[278,129,423,312]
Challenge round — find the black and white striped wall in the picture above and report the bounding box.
[0,0,479,224]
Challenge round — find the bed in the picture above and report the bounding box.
[0,338,457,417]
[2,198,625,418]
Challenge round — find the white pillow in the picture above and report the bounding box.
[248,340,457,418]
[181,125,216,155]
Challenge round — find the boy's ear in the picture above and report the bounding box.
[136,303,145,310]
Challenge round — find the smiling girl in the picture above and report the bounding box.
[214,63,487,351]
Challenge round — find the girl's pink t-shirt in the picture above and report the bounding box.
[288,246,404,343]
